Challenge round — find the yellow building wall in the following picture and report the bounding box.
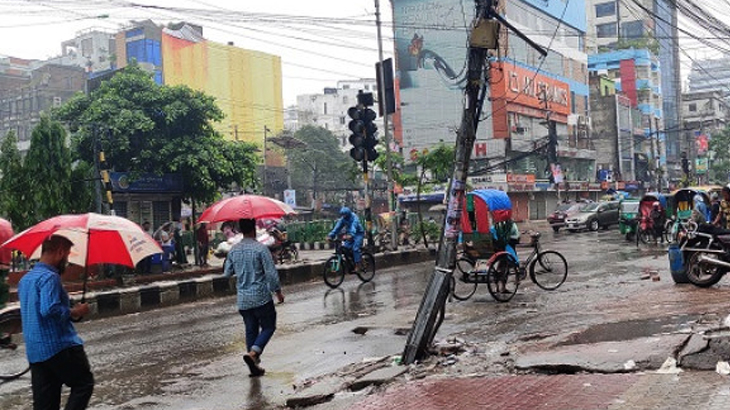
[161,35,284,165]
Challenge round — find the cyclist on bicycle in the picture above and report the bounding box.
[328,207,365,271]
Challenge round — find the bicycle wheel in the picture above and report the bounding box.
[0,309,30,380]
[530,250,568,291]
[663,220,675,243]
[451,257,477,301]
[322,256,345,288]
[486,253,520,302]
[356,252,376,283]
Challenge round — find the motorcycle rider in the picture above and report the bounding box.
[328,207,365,272]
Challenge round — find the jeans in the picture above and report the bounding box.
[239,301,277,356]
[30,345,94,410]
[343,235,364,263]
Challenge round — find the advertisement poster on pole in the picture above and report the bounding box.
[283,189,296,207]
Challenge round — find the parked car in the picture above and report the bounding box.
[564,201,621,232]
[547,202,584,232]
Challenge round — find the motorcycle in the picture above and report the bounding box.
[681,223,730,287]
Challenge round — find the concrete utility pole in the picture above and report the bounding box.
[374,0,399,250]
[402,0,546,365]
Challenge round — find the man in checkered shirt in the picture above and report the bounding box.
[18,235,94,410]
[224,218,284,377]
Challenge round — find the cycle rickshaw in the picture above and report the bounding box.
[635,192,668,244]
[667,186,721,242]
[453,189,568,302]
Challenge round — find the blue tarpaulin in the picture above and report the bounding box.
[470,189,512,211]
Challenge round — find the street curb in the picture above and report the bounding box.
[71,248,436,319]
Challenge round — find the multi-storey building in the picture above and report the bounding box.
[47,28,116,75]
[588,49,664,190]
[585,0,682,183]
[687,55,730,97]
[589,74,648,185]
[681,90,729,184]
[296,79,383,151]
[0,63,86,150]
[392,0,597,221]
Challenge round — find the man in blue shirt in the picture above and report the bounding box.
[18,235,94,410]
[224,218,284,377]
[328,207,365,271]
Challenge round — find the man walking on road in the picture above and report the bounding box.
[18,235,95,410]
[224,218,284,377]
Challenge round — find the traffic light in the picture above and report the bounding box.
[681,151,689,175]
[347,104,379,162]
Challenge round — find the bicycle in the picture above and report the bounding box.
[322,237,376,289]
[0,305,30,380]
[451,231,568,303]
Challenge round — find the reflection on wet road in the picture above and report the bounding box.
[3,228,729,409]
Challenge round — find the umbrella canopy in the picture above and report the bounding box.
[0,213,162,268]
[0,218,14,265]
[198,194,296,224]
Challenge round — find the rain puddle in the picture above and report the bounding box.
[556,315,697,345]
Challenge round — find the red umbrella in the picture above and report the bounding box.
[0,218,14,265]
[0,213,162,268]
[198,194,296,224]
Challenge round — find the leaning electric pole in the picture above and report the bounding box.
[402,0,497,364]
[402,0,547,364]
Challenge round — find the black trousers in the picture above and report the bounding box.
[30,345,94,410]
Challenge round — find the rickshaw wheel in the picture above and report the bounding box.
[486,254,520,302]
[452,257,478,301]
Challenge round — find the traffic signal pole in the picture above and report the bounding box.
[374,0,399,250]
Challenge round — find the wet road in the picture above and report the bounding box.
[4,228,730,409]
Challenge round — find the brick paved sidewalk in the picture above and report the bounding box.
[344,371,730,410]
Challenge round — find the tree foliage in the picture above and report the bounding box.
[709,125,730,184]
[0,131,30,229]
[54,64,260,205]
[23,117,74,225]
[287,125,359,200]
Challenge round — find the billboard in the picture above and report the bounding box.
[161,34,284,147]
[392,0,493,152]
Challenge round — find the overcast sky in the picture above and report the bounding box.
[1,0,729,105]
[0,0,393,106]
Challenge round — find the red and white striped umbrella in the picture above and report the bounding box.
[0,213,161,268]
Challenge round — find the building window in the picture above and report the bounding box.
[323,102,328,115]
[340,116,346,125]
[689,103,697,112]
[621,21,644,39]
[596,23,617,38]
[343,96,348,104]
[342,84,350,90]
[595,2,616,18]
[364,85,370,91]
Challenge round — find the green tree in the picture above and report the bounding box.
[413,144,454,247]
[54,64,260,206]
[287,125,359,203]
[709,125,730,184]
[23,116,74,225]
[0,130,30,229]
